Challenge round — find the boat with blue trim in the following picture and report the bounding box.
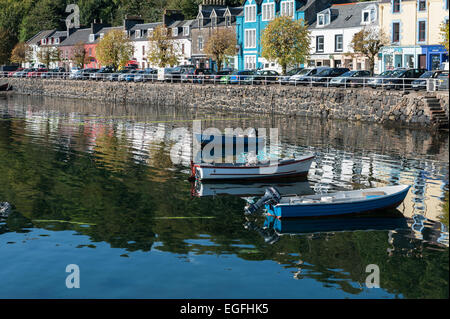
[244,185,411,218]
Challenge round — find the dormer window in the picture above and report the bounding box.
[362,6,376,24]
[317,12,330,26]
[136,30,141,38]
[418,0,426,11]
[54,38,59,44]
[100,33,104,39]
[245,4,256,22]
[148,28,154,37]
[183,26,189,36]
[172,28,178,36]
[41,38,47,45]
[89,34,95,42]
[281,1,295,18]
[226,16,231,27]
[262,3,275,21]
[212,16,217,27]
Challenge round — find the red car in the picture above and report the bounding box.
[27,68,48,78]
[8,68,23,77]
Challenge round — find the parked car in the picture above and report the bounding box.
[253,69,280,85]
[280,68,303,85]
[383,68,427,90]
[70,68,98,80]
[288,67,328,85]
[90,66,114,81]
[310,67,350,86]
[121,70,139,82]
[411,70,444,91]
[192,68,216,83]
[367,70,397,89]
[229,70,256,84]
[0,65,19,77]
[107,69,130,81]
[134,68,158,82]
[436,71,449,91]
[13,68,36,78]
[27,68,48,78]
[41,67,66,78]
[329,70,372,87]
[209,69,234,83]
[167,65,196,82]
[8,68,24,77]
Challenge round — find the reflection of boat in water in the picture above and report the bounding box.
[245,185,411,218]
[264,211,409,235]
[245,211,410,244]
[191,180,314,197]
[190,155,315,181]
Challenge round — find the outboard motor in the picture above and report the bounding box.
[0,202,12,218]
[244,187,281,215]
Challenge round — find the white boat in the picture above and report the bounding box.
[190,154,315,181]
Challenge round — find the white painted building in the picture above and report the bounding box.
[308,1,380,72]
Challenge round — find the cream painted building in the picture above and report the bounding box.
[379,0,449,71]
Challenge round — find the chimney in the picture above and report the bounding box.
[123,14,144,31]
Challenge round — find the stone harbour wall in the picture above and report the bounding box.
[3,78,449,128]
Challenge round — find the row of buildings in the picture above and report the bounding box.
[26,0,449,74]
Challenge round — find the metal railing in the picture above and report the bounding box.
[1,71,448,92]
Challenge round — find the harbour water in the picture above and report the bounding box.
[0,94,448,298]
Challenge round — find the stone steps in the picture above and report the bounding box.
[424,95,449,130]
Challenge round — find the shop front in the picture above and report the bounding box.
[421,45,448,70]
[381,46,423,72]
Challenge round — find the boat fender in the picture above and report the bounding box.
[244,187,281,215]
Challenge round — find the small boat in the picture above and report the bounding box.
[0,83,11,91]
[194,133,264,148]
[190,154,315,181]
[245,185,411,218]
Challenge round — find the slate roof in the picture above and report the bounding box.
[26,29,56,45]
[310,1,379,29]
[59,28,91,46]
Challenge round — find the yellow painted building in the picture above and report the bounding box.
[378,0,449,71]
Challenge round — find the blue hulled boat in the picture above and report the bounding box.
[245,185,411,218]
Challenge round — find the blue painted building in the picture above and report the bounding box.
[236,0,336,72]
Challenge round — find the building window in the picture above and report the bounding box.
[100,33,104,39]
[198,36,203,51]
[212,17,217,27]
[89,48,92,56]
[245,29,256,48]
[316,36,324,52]
[41,39,47,45]
[418,0,426,11]
[335,34,343,52]
[245,5,256,22]
[183,26,189,36]
[136,30,141,38]
[281,1,295,18]
[172,28,178,36]
[392,22,400,43]
[244,56,256,69]
[182,43,185,55]
[226,16,231,27]
[142,45,145,55]
[418,20,426,42]
[392,0,401,13]
[54,38,59,44]
[262,3,275,21]
[89,34,95,42]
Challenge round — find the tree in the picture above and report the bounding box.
[204,28,236,71]
[96,29,134,71]
[0,27,15,65]
[71,42,89,68]
[10,42,32,66]
[440,21,449,53]
[146,25,179,68]
[261,16,311,75]
[350,27,388,74]
[37,46,60,68]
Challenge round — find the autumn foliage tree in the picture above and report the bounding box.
[350,27,388,74]
[10,42,32,66]
[37,46,60,68]
[261,16,311,75]
[441,22,449,53]
[146,25,179,68]
[96,29,134,71]
[204,28,236,71]
[71,42,89,69]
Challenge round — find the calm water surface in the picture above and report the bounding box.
[0,94,448,299]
